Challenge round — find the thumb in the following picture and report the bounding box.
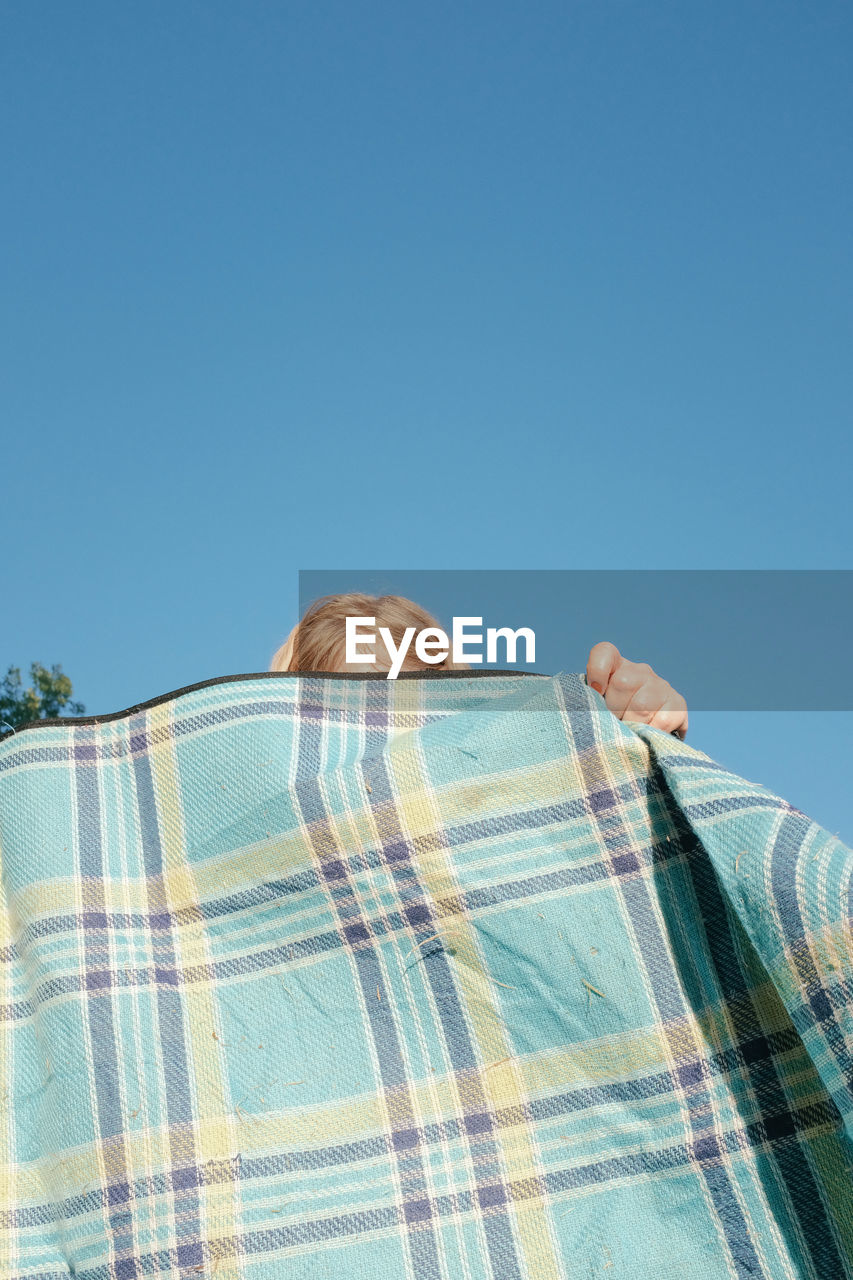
[586,641,621,694]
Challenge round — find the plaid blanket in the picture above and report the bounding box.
[2,671,852,1279]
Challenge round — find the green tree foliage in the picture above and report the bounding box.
[0,663,86,730]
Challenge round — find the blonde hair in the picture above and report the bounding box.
[270,593,467,673]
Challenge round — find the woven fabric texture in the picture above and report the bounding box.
[1,671,852,1279]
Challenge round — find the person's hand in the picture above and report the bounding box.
[586,642,688,739]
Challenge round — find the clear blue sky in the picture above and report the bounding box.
[3,3,851,836]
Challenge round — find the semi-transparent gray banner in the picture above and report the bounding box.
[297,570,852,710]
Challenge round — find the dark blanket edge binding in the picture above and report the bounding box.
[0,669,548,739]
[0,669,685,742]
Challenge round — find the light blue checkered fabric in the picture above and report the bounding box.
[1,671,852,1278]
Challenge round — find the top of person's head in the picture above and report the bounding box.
[269,592,467,673]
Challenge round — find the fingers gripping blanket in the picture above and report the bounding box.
[1,672,852,1280]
